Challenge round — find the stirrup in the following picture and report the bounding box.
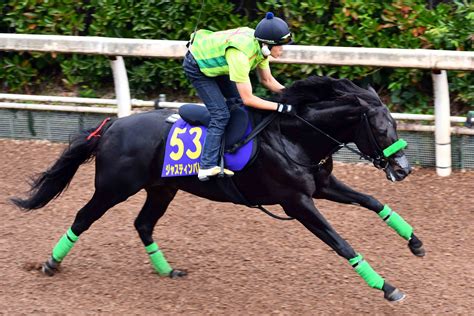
[198,166,234,181]
[217,167,234,178]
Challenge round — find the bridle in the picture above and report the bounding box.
[356,110,407,169]
[277,110,407,169]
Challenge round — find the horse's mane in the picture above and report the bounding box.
[280,76,379,109]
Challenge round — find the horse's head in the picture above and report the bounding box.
[353,87,411,182]
[280,76,411,182]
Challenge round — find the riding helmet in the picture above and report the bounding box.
[254,12,292,45]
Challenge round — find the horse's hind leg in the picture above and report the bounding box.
[42,190,128,276]
[283,195,405,302]
[134,186,186,278]
[315,174,425,257]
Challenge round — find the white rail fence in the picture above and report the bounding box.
[1,33,473,176]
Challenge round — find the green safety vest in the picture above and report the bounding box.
[190,27,266,77]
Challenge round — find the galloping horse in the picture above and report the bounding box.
[12,76,424,302]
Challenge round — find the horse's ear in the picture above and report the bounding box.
[356,96,370,108]
[367,85,377,95]
[367,85,383,104]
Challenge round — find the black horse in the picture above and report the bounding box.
[12,76,424,302]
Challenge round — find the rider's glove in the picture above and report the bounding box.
[276,103,295,115]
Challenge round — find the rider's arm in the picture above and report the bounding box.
[235,82,278,111]
[226,49,279,111]
[257,66,285,93]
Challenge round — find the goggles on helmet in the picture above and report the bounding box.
[255,32,292,46]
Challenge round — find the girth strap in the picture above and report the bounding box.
[216,177,294,221]
[214,110,292,220]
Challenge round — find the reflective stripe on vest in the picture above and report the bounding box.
[190,27,265,77]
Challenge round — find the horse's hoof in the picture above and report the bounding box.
[42,257,59,276]
[409,244,425,257]
[408,241,426,257]
[384,288,406,302]
[408,235,425,257]
[169,269,187,279]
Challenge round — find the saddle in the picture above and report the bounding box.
[178,104,249,149]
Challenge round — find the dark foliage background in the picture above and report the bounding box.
[0,0,472,114]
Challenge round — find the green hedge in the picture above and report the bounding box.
[1,0,472,114]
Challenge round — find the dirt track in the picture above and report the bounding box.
[1,138,473,315]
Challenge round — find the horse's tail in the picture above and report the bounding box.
[11,117,114,211]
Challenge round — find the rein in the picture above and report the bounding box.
[294,113,375,162]
[277,114,373,168]
[277,116,342,168]
[278,112,406,169]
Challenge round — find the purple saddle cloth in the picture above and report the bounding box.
[161,107,255,178]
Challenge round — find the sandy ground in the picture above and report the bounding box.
[0,138,473,315]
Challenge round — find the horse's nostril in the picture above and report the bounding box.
[395,167,410,178]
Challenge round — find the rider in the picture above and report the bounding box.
[183,12,295,181]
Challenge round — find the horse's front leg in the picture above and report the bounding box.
[314,174,425,257]
[282,195,405,302]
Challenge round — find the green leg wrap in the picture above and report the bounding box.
[145,242,172,276]
[349,254,384,290]
[52,227,79,262]
[378,205,413,240]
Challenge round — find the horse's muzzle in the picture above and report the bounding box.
[385,155,411,182]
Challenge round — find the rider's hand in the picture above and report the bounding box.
[276,103,296,116]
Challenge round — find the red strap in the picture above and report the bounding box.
[86,117,111,140]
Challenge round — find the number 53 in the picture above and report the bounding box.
[170,127,203,161]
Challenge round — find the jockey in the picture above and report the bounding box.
[183,12,294,181]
